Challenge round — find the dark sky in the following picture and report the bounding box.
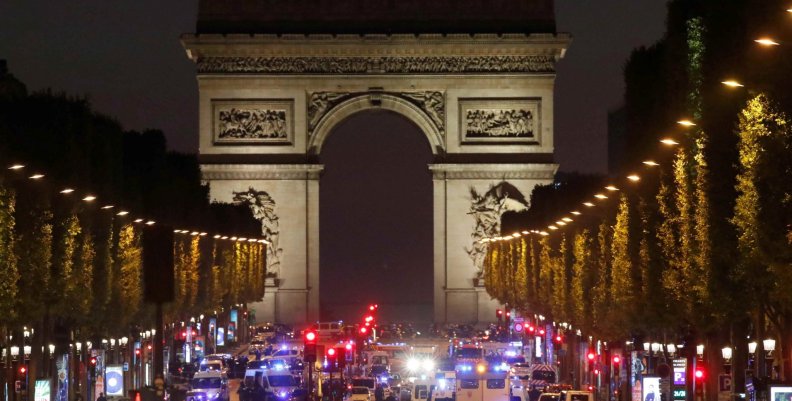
[0,1,668,321]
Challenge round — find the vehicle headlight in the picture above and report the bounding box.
[407,358,419,371]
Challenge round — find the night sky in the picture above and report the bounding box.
[0,1,667,322]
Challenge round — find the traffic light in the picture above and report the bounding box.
[304,329,318,363]
[89,356,98,366]
[514,322,524,333]
[613,355,621,375]
[527,325,535,334]
[554,334,563,343]
[18,366,26,375]
[336,347,347,368]
[587,352,596,361]
[326,347,337,367]
[359,326,368,335]
[695,367,705,381]
[496,309,503,320]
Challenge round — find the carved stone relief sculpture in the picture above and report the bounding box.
[466,181,529,277]
[459,98,540,144]
[214,100,294,144]
[197,55,556,74]
[233,187,283,279]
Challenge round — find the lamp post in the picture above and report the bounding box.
[763,339,776,379]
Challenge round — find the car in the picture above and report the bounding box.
[537,393,559,401]
[349,387,371,401]
[188,371,229,401]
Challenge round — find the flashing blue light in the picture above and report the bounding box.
[500,363,509,371]
[438,379,446,390]
[380,377,388,383]
[281,344,287,350]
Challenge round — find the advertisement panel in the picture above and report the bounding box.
[216,327,225,347]
[56,355,69,401]
[34,380,50,401]
[228,309,238,343]
[770,386,792,401]
[105,365,124,397]
[673,359,687,386]
[642,376,660,401]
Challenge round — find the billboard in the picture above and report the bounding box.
[642,376,660,401]
[769,386,792,401]
[216,327,225,346]
[673,359,687,386]
[105,365,124,397]
[34,380,50,401]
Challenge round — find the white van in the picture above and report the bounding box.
[187,371,229,401]
[455,371,510,401]
[244,368,299,401]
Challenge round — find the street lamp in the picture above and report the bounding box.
[696,344,705,357]
[721,347,732,361]
[748,342,758,354]
[764,338,776,378]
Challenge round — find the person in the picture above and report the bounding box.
[644,385,656,401]
[375,385,385,401]
[97,393,107,401]
[238,381,249,401]
[529,386,542,401]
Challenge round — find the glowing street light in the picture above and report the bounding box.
[677,119,696,127]
[605,185,619,191]
[722,80,745,88]
[82,195,97,201]
[570,211,581,215]
[642,160,660,167]
[755,38,780,46]
[627,174,640,182]
[660,138,679,145]
[594,193,608,199]
[583,202,595,207]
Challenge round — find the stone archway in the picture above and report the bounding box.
[308,91,445,156]
[184,1,569,325]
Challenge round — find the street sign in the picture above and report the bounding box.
[718,374,732,401]
[719,375,732,392]
[123,362,129,372]
[673,389,686,400]
[673,359,687,386]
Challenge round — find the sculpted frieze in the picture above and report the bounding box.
[196,55,555,74]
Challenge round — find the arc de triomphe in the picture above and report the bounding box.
[182,0,569,325]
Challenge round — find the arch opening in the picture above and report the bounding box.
[319,110,434,324]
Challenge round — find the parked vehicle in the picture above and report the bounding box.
[187,371,229,401]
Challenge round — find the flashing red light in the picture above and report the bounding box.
[364,322,371,327]
[147,344,152,350]
[506,311,511,317]
[348,385,352,390]
[365,315,374,323]
[496,309,503,316]
[587,352,596,361]
[514,323,524,332]
[695,368,705,380]
[304,330,317,343]
[369,305,375,311]
[528,325,535,333]
[345,343,353,351]
[613,355,621,364]
[182,331,187,338]
[135,349,141,356]
[594,369,600,375]
[587,386,594,392]
[539,329,546,335]
[327,348,336,357]
[359,327,368,334]
[555,335,563,343]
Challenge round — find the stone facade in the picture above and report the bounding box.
[183,32,568,325]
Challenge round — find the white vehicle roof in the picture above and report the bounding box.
[193,371,226,379]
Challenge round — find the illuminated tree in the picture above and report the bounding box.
[0,184,18,323]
